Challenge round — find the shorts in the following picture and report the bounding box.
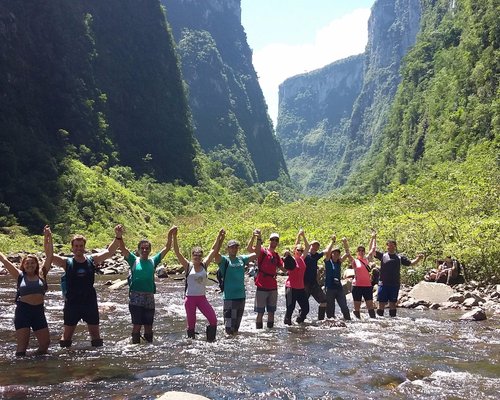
[63,301,99,326]
[304,281,327,304]
[129,304,155,325]
[14,302,48,331]
[224,298,245,332]
[254,289,278,313]
[351,286,373,302]
[377,285,400,303]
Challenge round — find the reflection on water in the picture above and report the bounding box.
[0,273,499,399]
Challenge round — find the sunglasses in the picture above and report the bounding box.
[270,238,279,242]
[296,249,304,253]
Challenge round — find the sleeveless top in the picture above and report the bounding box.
[185,263,207,296]
[65,256,96,303]
[17,273,46,298]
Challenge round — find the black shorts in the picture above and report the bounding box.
[351,286,373,302]
[129,304,155,326]
[63,301,99,326]
[14,302,48,331]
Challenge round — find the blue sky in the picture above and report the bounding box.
[241,0,375,126]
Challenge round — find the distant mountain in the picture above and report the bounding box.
[0,0,197,229]
[162,0,288,183]
[276,0,422,193]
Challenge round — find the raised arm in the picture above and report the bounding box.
[172,227,189,270]
[203,229,225,266]
[367,230,377,260]
[410,253,424,266]
[93,225,123,265]
[41,225,53,278]
[298,229,310,260]
[324,234,336,261]
[212,228,226,264]
[159,226,175,260]
[114,224,130,258]
[247,229,261,262]
[342,237,354,263]
[246,231,256,253]
[0,251,21,278]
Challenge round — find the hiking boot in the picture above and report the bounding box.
[15,351,26,357]
[368,309,376,318]
[206,325,216,342]
[283,317,292,326]
[377,309,384,317]
[267,321,274,328]
[187,329,196,339]
[144,333,153,343]
[131,333,141,344]
[256,321,263,329]
[295,316,305,324]
[389,309,397,317]
[353,311,361,319]
[59,340,72,348]
[318,306,326,320]
[91,338,103,347]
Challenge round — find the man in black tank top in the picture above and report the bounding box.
[51,226,121,348]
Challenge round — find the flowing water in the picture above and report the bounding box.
[0,272,499,399]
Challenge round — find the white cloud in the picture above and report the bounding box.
[253,8,371,127]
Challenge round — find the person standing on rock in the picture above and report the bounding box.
[303,235,328,320]
[213,230,259,335]
[247,231,284,329]
[343,234,377,319]
[172,226,222,342]
[115,225,174,344]
[0,226,53,356]
[323,234,351,320]
[51,226,121,348]
[374,239,424,317]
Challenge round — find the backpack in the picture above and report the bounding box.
[359,259,379,286]
[216,258,230,292]
[14,274,23,303]
[61,256,93,299]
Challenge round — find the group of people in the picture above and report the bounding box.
[0,225,424,356]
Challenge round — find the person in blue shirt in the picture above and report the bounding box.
[323,235,351,320]
[214,229,260,335]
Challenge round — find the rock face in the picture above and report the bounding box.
[276,0,421,193]
[162,0,288,183]
[408,282,455,304]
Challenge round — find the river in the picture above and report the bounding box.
[0,272,499,399]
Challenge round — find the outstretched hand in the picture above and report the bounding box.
[114,224,123,238]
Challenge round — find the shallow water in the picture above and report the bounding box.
[0,272,499,399]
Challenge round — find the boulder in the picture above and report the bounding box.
[408,282,454,304]
[448,293,465,303]
[429,303,440,310]
[463,297,479,307]
[157,392,210,400]
[156,266,168,278]
[460,308,487,321]
[108,279,128,290]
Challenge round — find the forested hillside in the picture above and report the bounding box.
[162,0,288,183]
[0,0,196,230]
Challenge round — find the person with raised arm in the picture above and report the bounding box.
[374,239,424,317]
[51,227,121,348]
[247,230,284,329]
[172,226,223,342]
[0,226,53,356]
[303,233,328,321]
[343,233,377,319]
[115,225,174,344]
[323,234,351,320]
[283,229,310,325]
[213,229,259,335]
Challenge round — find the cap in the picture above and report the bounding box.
[310,240,320,246]
[269,233,280,240]
[227,239,240,247]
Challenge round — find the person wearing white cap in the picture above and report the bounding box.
[247,230,284,329]
[213,231,259,335]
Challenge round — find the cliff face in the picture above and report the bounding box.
[0,0,197,228]
[162,0,288,183]
[276,0,422,193]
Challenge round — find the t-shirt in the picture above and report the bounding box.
[218,255,250,300]
[126,252,162,293]
[255,247,283,290]
[324,259,342,289]
[186,263,207,296]
[285,256,306,289]
[352,258,372,287]
[304,251,324,284]
[375,251,411,286]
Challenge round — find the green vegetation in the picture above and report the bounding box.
[1,140,498,283]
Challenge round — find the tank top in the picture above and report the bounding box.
[185,263,207,296]
[65,256,96,303]
[17,273,46,297]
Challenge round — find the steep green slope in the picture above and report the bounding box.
[350,0,499,191]
[162,0,288,183]
[0,0,196,230]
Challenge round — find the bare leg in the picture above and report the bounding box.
[33,327,50,354]
[15,328,30,354]
[62,325,76,341]
[87,324,101,340]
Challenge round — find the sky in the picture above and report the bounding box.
[241,0,375,127]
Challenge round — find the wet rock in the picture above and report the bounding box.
[409,282,454,304]
[462,297,479,307]
[157,392,210,400]
[460,308,487,321]
[440,301,461,309]
[108,279,128,290]
[429,303,440,310]
[448,293,465,303]
[156,266,168,278]
[400,299,418,308]
[318,319,347,328]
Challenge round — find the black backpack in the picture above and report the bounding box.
[216,258,230,292]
